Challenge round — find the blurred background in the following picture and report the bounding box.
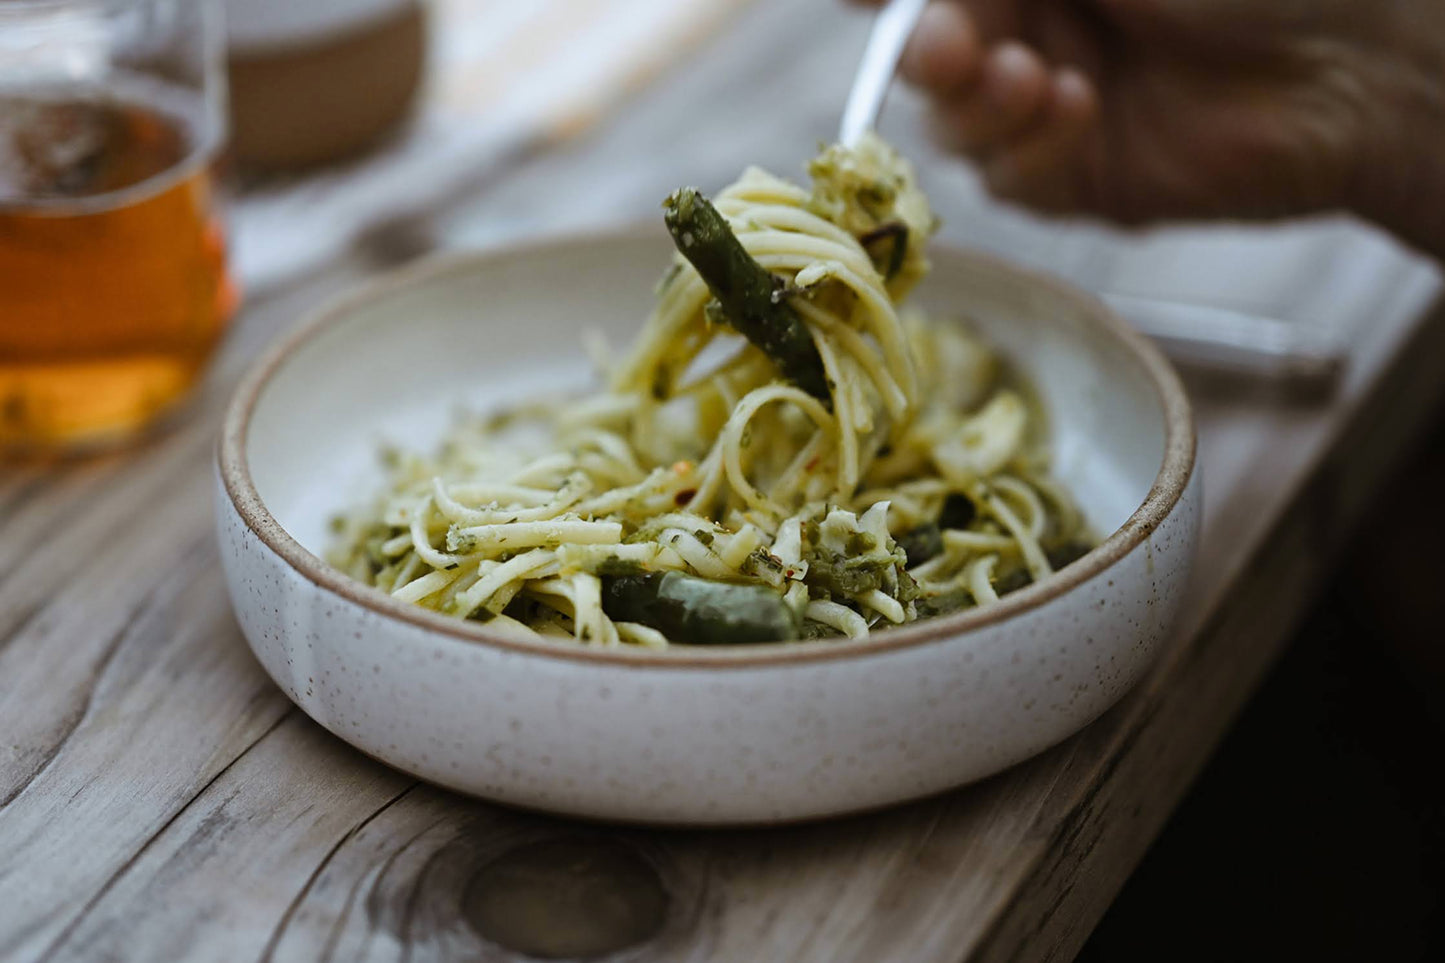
[230,0,1441,322]
[3,0,1441,956]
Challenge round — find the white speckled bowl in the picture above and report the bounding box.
[216,230,1198,825]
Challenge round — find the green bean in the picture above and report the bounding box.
[601,571,800,644]
[663,188,831,404]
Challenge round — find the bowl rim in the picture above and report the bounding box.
[219,226,1196,669]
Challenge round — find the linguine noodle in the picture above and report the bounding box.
[329,136,1091,646]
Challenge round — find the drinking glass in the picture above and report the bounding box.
[1,0,234,453]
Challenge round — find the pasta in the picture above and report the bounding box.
[329,136,1092,646]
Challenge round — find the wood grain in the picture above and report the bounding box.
[0,269,365,963]
[4,298,1440,962]
[4,1,1445,960]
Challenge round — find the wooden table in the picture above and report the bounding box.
[4,2,1444,960]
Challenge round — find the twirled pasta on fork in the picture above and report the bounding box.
[329,136,1092,646]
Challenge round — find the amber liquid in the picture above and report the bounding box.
[0,91,237,452]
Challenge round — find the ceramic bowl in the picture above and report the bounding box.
[216,230,1199,825]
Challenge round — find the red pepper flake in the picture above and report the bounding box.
[805,456,821,472]
[674,488,697,506]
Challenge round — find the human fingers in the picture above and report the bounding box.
[899,1,984,93]
[930,41,1053,153]
[981,67,1099,212]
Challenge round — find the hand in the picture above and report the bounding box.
[853,0,1445,253]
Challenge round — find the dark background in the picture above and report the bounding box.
[1078,404,1445,962]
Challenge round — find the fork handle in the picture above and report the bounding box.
[839,0,930,147]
